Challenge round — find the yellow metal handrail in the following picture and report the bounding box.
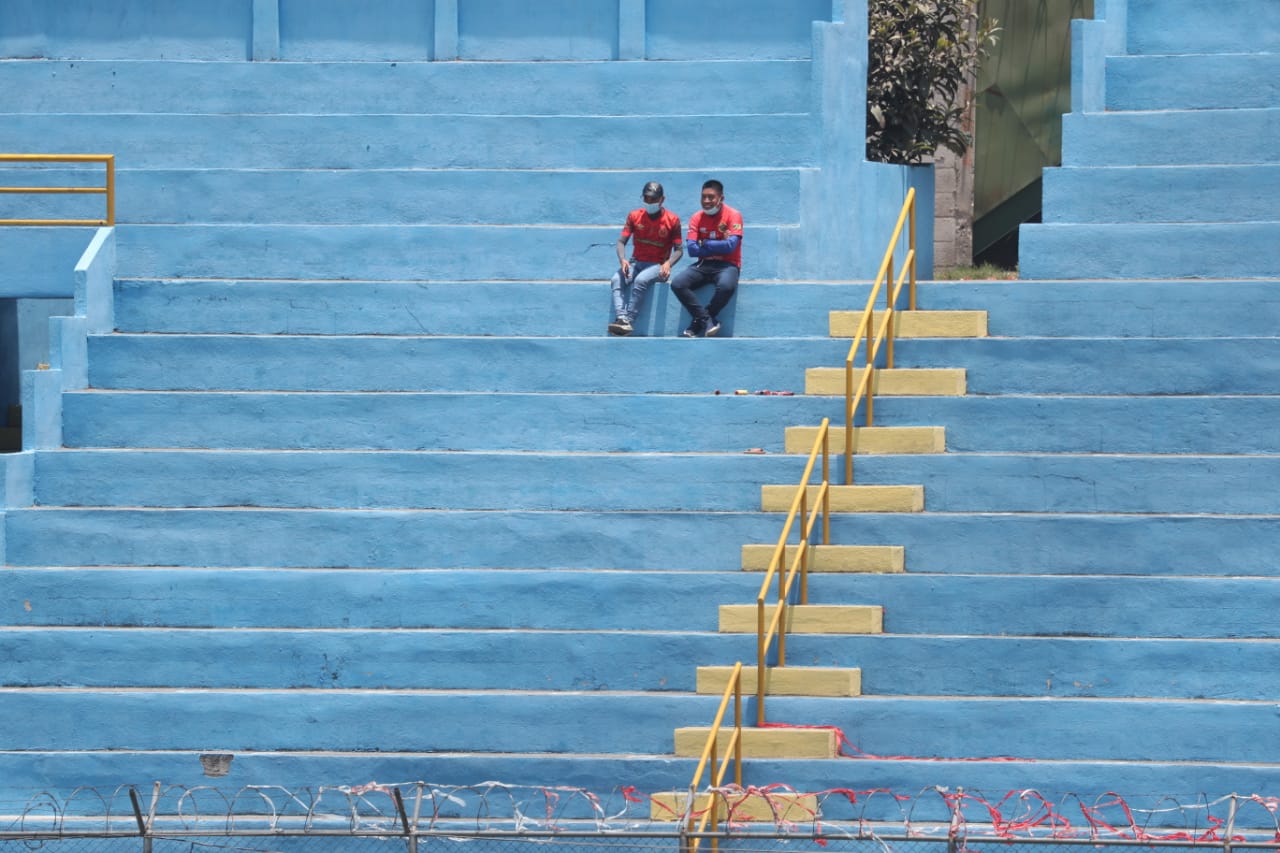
[844,189,917,484]
[685,661,744,853]
[0,154,116,226]
[753,418,830,726]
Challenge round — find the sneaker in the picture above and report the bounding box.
[681,318,708,338]
[705,317,722,337]
[607,317,633,336]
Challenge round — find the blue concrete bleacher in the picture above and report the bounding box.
[0,0,1278,823]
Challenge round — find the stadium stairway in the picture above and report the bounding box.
[2,0,1280,825]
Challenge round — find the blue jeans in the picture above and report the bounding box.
[610,260,666,323]
[669,260,739,322]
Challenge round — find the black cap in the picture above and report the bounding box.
[642,181,664,201]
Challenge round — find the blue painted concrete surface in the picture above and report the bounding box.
[111,280,853,337]
[85,336,844,392]
[0,114,815,171]
[0,59,810,116]
[1061,110,1280,168]
[59,392,828,452]
[108,278,1280,339]
[0,167,805,226]
[1018,223,1280,280]
[109,223,789,281]
[10,508,1280,576]
[1126,0,1280,55]
[1107,54,1280,111]
[1042,165,1280,223]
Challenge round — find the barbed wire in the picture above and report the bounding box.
[2,782,1278,845]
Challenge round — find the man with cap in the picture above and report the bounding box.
[607,181,683,336]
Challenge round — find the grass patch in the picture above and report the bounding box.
[934,263,1018,281]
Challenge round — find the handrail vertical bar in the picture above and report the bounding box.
[756,604,766,726]
[885,256,895,369]
[908,193,917,310]
[821,430,830,546]
[105,155,116,225]
[844,358,854,485]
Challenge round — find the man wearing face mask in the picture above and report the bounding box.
[607,181,683,336]
[669,179,743,337]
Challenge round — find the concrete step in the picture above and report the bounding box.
[110,223,792,280]
[0,749,1268,820]
[0,113,814,170]
[0,59,811,116]
[828,309,988,338]
[84,335,843,393]
[1107,54,1280,111]
[0,167,804,226]
[759,483,924,513]
[833,452,1280,515]
[13,507,1280,574]
[0,688,715,754]
[33,449,818,511]
[696,665,861,697]
[1127,0,1280,55]
[783,425,946,454]
[112,279,867,338]
[0,627,739,690]
[674,726,836,758]
[1019,222,1280,280]
[803,367,965,396]
[110,278,1280,339]
[59,391,829,452]
[1042,165,1280,224]
[739,544,904,573]
[894,279,1280,339]
[10,568,1273,640]
[678,693,1280,763]
[0,567,754,629]
[718,604,882,634]
[797,394,1280,455]
[649,789,820,822]
[784,633,1280,699]
[1061,108,1280,167]
[886,337,1280,396]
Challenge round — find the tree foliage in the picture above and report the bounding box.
[867,0,999,164]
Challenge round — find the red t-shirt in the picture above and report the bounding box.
[620,208,682,264]
[688,204,744,267]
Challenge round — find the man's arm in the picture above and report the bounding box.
[697,235,740,255]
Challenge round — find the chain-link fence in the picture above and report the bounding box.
[1,783,1277,853]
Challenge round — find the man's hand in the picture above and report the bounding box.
[659,262,672,280]
[619,259,632,278]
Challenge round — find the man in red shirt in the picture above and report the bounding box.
[669,179,743,337]
[608,181,683,336]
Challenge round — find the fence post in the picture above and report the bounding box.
[128,787,152,853]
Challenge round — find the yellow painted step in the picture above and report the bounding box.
[719,604,883,634]
[675,726,837,758]
[785,425,945,454]
[805,367,965,396]
[760,483,923,512]
[650,790,820,822]
[741,543,904,573]
[830,309,988,338]
[697,665,861,697]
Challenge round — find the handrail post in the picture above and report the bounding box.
[908,192,917,310]
[105,155,116,225]
[885,256,895,369]
[756,604,766,726]
[822,429,831,545]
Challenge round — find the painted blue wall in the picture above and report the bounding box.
[0,0,835,60]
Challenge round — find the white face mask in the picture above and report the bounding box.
[703,204,721,216]
[644,202,662,215]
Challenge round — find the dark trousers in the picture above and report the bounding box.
[669,261,739,322]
